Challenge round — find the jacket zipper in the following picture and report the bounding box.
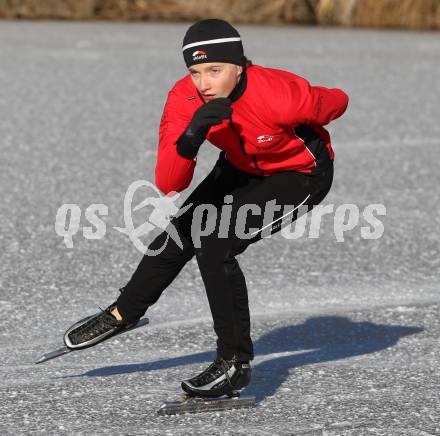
[229,118,265,176]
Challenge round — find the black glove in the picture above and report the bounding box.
[176,97,232,159]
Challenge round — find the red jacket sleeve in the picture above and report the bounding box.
[155,89,197,195]
[277,76,349,127]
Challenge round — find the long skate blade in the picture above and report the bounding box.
[35,346,72,364]
[157,395,256,416]
[35,317,149,364]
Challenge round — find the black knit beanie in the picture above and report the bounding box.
[182,19,245,68]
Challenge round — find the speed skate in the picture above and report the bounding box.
[157,391,256,415]
[35,313,149,364]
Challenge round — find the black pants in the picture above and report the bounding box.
[117,151,333,362]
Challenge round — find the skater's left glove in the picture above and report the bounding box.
[176,98,232,159]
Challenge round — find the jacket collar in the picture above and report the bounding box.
[227,67,247,103]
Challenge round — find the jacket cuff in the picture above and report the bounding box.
[176,132,200,160]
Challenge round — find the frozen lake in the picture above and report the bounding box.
[0,21,439,434]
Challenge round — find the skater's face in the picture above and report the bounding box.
[188,62,243,102]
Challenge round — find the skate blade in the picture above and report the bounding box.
[35,346,72,364]
[157,394,256,416]
[35,316,149,364]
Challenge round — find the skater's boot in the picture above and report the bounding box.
[63,301,139,350]
[181,356,251,398]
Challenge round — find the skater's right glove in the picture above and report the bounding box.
[176,98,232,160]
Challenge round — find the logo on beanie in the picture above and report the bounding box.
[192,50,207,61]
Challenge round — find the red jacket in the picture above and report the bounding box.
[155,64,349,195]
